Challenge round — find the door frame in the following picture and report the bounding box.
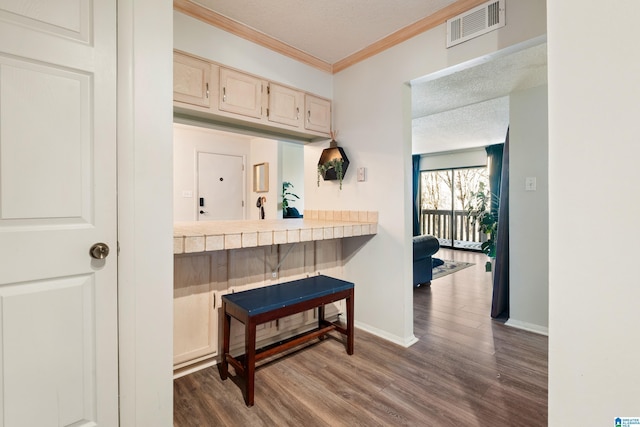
[116,1,174,425]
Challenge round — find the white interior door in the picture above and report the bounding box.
[0,1,118,425]
[198,152,245,220]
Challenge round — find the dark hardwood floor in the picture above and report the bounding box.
[174,248,548,426]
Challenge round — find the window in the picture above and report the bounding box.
[419,166,489,250]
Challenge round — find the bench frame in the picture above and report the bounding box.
[219,280,354,406]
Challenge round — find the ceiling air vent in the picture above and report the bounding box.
[446,0,505,48]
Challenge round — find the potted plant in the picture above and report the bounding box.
[467,182,498,271]
[317,158,345,189]
[317,132,349,190]
[281,181,301,218]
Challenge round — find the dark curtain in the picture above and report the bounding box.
[412,155,421,236]
[485,143,504,218]
[491,128,510,318]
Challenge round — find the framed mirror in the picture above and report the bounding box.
[253,162,269,192]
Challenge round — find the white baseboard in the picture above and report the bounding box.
[505,319,549,336]
[173,357,217,379]
[355,321,419,347]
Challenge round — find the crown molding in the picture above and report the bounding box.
[174,0,333,73]
[174,0,487,74]
[333,0,487,73]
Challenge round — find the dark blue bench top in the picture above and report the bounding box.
[222,275,354,316]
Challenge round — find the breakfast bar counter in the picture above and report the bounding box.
[173,210,378,254]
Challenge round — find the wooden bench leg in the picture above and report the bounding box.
[220,302,231,380]
[244,319,257,406]
[318,304,325,329]
[346,289,354,355]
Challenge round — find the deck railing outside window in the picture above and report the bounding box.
[420,209,487,247]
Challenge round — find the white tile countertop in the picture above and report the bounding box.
[173,210,378,254]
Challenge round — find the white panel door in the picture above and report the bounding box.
[197,152,245,220]
[0,1,118,426]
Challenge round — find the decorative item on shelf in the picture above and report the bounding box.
[282,181,302,218]
[466,181,498,272]
[317,131,350,190]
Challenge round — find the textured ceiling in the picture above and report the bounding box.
[412,43,548,118]
[412,42,548,154]
[191,0,458,63]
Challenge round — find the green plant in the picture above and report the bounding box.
[317,158,344,189]
[281,181,299,212]
[467,182,498,264]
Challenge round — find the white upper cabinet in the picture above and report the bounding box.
[218,68,264,119]
[174,52,211,108]
[305,94,332,134]
[173,50,331,139]
[268,83,304,128]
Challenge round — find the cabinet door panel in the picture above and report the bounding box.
[219,68,263,119]
[305,94,331,134]
[173,254,216,365]
[174,53,211,108]
[268,83,303,128]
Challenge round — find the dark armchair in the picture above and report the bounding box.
[413,234,440,287]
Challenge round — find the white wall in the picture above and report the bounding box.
[173,123,252,221]
[323,0,547,345]
[507,85,549,334]
[420,147,488,171]
[548,1,640,424]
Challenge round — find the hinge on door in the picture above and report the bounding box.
[267,85,270,95]
[266,108,269,117]
[242,200,245,207]
[213,293,216,309]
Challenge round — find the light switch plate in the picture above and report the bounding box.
[357,167,366,182]
[525,177,537,191]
